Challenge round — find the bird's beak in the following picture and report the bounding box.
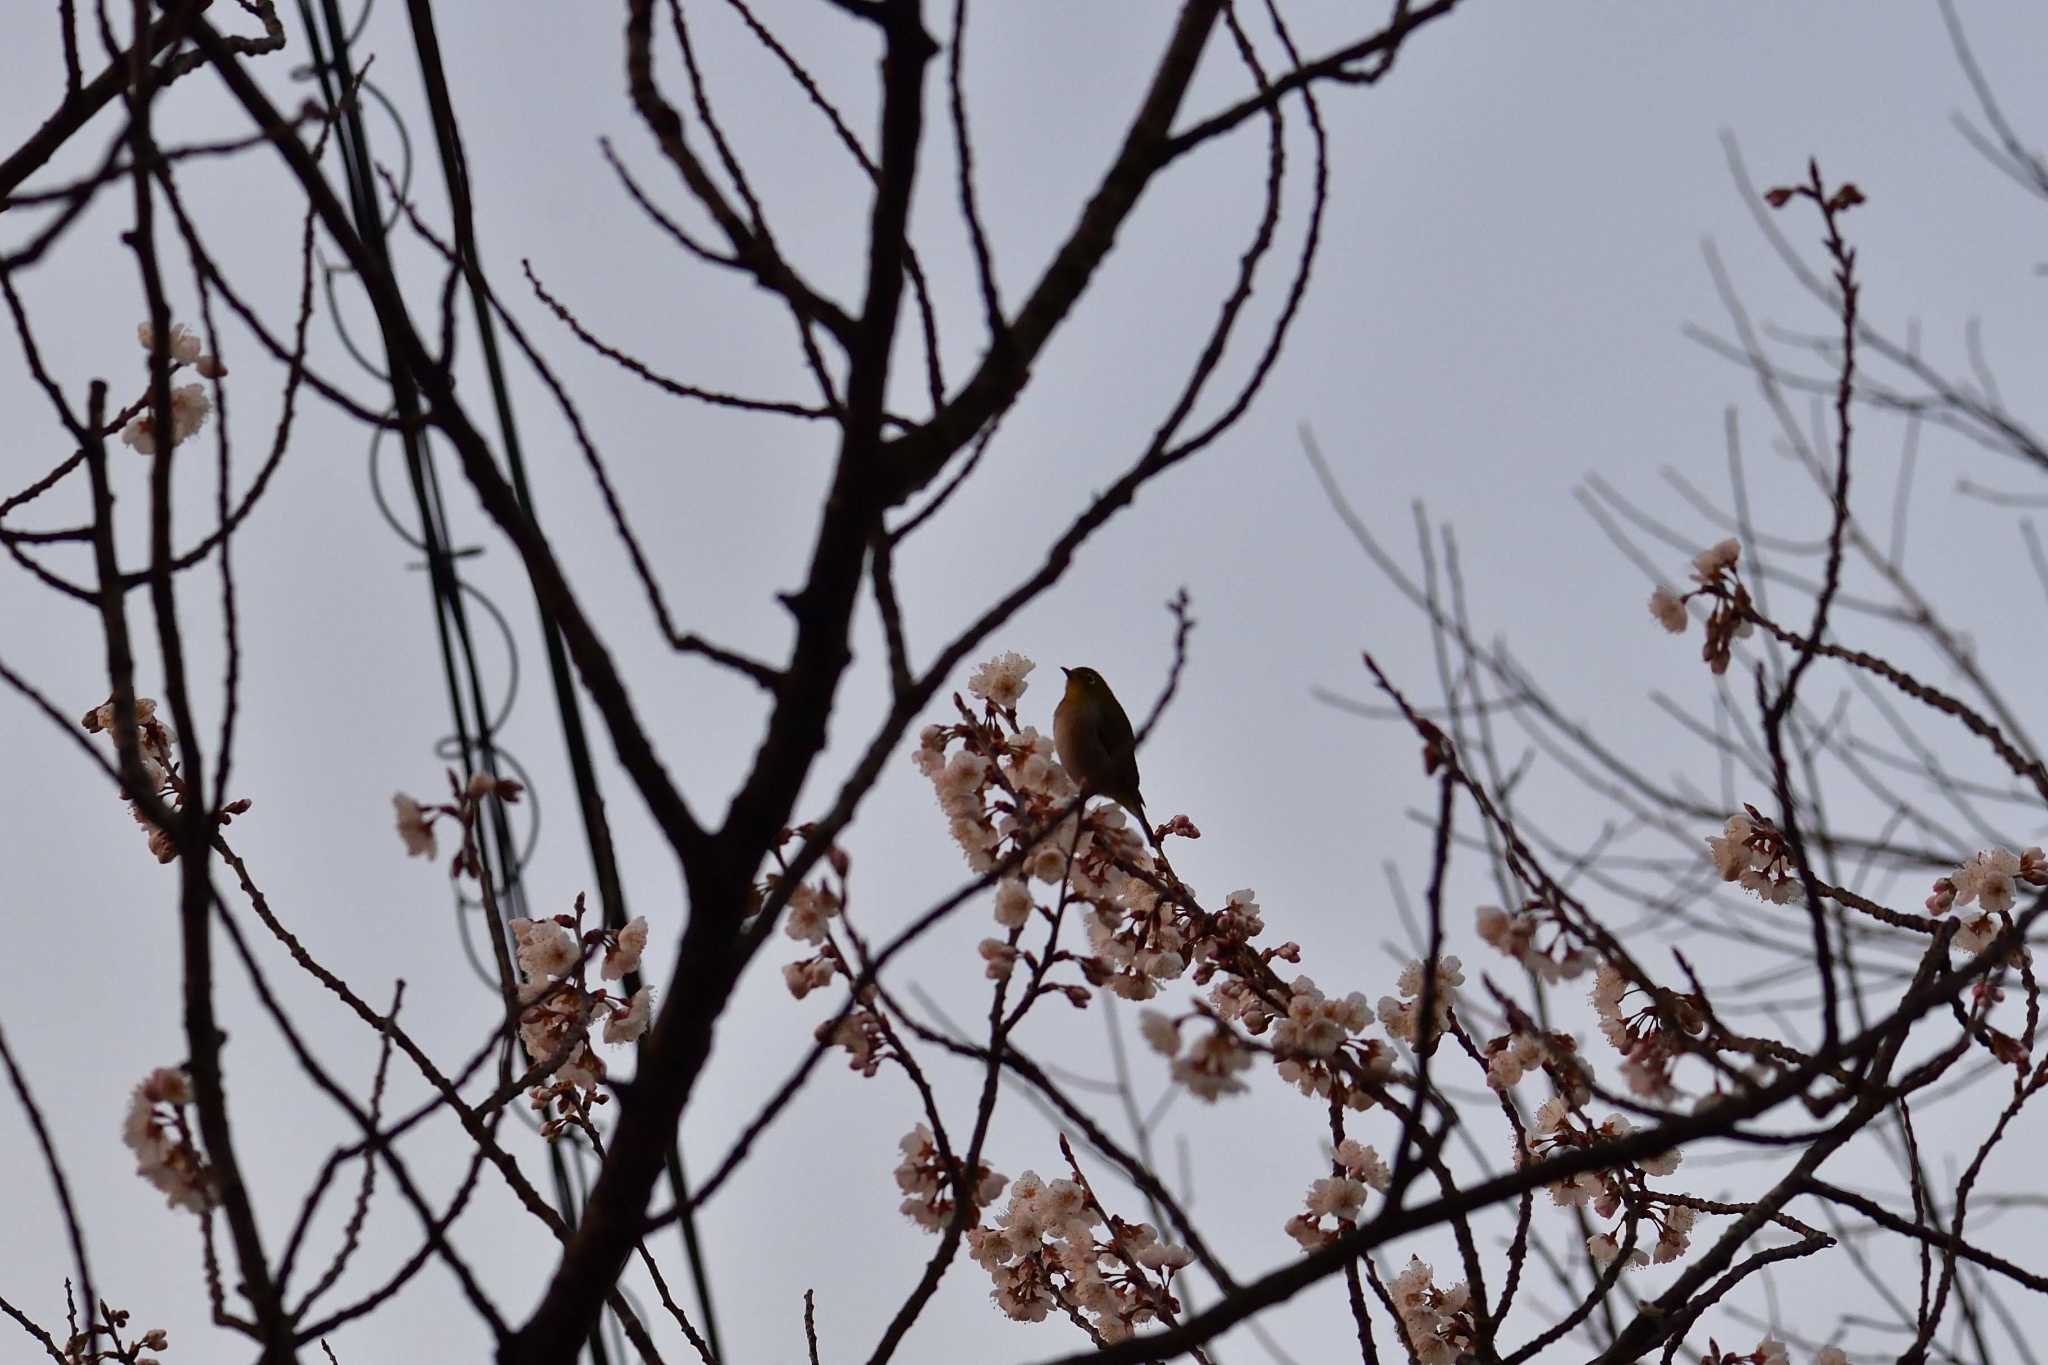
[1060,666,1072,678]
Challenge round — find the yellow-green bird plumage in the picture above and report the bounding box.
[1053,666,1149,834]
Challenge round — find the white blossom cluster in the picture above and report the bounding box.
[1139,1009,1258,1101]
[120,320,224,455]
[1692,537,1741,584]
[908,663,1280,1023]
[966,651,1035,711]
[1377,955,1464,1046]
[963,1169,1191,1341]
[776,860,853,1001]
[81,694,229,863]
[977,935,1020,980]
[1387,1256,1477,1365]
[1523,1099,1687,1272]
[392,771,524,870]
[1199,969,1394,1110]
[777,873,853,999]
[782,879,843,944]
[1926,845,2045,955]
[1283,1138,1390,1250]
[912,718,1076,878]
[1476,901,1590,981]
[1274,977,1374,1057]
[507,901,652,1138]
[1480,1025,1590,1104]
[817,1006,888,1078]
[121,1067,214,1214]
[759,854,892,1075]
[1650,537,1754,673]
[893,1124,1006,1233]
[783,952,839,999]
[1075,842,1197,1002]
[1588,1200,1695,1271]
[1705,810,1805,905]
[1591,959,1703,1101]
[1271,976,1393,1106]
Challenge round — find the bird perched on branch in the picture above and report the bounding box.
[1053,666,1152,841]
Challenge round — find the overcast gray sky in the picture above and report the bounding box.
[5,3,2048,1362]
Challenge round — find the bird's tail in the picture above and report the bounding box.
[1127,797,1166,860]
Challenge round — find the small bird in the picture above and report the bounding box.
[1053,665,1151,839]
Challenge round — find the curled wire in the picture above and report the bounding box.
[303,0,542,971]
